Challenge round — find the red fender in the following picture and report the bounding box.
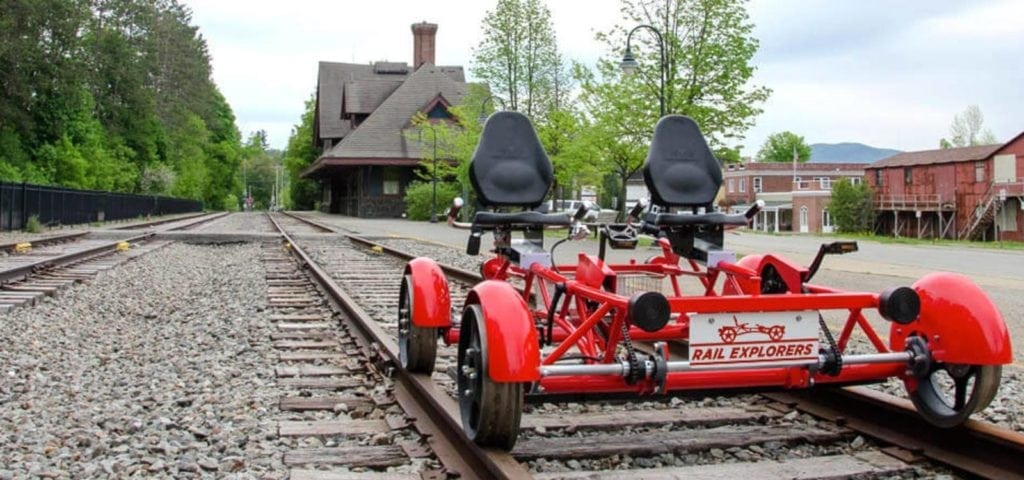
[723,254,765,295]
[465,281,541,382]
[890,272,1012,365]
[404,258,451,328]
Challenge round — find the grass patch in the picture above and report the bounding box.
[24,215,42,233]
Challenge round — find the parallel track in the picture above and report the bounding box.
[274,211,1024,479]
[0,212,230,312]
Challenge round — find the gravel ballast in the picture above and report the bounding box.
[0,243,281,479]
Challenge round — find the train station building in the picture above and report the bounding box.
[301,22,466,217]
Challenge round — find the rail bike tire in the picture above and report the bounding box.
[908,361,1001,428]
[458,304,523,450]
[398,275,438,374]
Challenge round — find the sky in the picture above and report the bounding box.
[183,0,1024,156]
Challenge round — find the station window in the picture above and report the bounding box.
[739,178,746,193]
[819,177,831,189]
[876,170,884,187]
[753,177,762,193]
[975,161,985,183]
[382,167,401,195]
[904,167,912,185]
[850,177,862,186]
[728,179,735,193]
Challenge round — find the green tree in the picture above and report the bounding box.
[756,131,811,163]
[829,178,875,233]
[591,0,770,151]
[472,0,568,119]
[941,105,998,148]
[282,96,320,209]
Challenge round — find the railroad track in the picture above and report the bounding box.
[273,211,1024,479]
[0,213,228,313]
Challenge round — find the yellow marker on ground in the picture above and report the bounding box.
[371,246,384,254]
[14,243,31,253]
[116,241,130,252]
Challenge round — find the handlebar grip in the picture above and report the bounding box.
[744,200,765,220]
[628,200,647,220]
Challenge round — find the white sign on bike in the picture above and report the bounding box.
[688,311,820,366]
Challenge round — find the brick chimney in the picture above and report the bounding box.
[411,22,438,68]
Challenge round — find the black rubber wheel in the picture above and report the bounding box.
[457,304,523,450]
[398,275,437,374]
[909,362,1001,428]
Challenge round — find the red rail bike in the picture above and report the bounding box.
[397,112,1012,449]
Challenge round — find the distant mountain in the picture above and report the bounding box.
[809,143,901,164]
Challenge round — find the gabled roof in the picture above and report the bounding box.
[303,65,466,177]
[316,61,464,141]
[868,144,1001,169]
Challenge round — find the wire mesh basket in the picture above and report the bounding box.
[616,272,669,297]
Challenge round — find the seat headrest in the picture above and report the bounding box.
[469,111,552,208]
[642,115,722,208]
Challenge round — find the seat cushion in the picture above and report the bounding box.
[473,211,571,227]
[649,212,749,227]
[642,115,722,208]
[469,111,552,208]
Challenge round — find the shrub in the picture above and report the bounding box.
[24,215,42,233]
[404,181,462,220]
[829,179,875,233]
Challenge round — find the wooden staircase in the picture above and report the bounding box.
[959,184,999,240]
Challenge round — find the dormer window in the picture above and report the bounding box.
[427,103,450,119]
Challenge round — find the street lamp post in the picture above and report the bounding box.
[423,125,439,223]
[620,24,667,118]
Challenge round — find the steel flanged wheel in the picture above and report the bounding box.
[398,275,437,374]
[457,304,523,450]
[909,362,1001,428]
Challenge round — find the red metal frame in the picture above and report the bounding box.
[420,233,1011,397]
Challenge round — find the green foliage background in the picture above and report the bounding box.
[756,131,811,163]
[0,0,245,209]
[829,178,875,233]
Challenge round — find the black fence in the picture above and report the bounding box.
[0,181,203,231]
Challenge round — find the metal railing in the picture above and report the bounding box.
[874,194,946,211]
[0,181,202,231]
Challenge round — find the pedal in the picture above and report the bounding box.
[467,230,482,255]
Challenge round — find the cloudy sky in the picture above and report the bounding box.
[183,0,1023,156]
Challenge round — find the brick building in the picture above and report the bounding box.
[866,132,1024,241]
[301,22,466,217]
[722,162,866,234]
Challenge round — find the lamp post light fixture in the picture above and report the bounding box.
[621,24,667,118]
[477,94,507,124]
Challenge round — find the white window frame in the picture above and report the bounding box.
[728,179,735,193]
[819,177,831,189]
[850,177,862,186]
[753,177,762,193]
[739,178,747,193]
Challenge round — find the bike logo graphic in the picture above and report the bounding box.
[717,315,785,343]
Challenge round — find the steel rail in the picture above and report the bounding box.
[278,211,337,233]
[0,232,89,253]
[111,211,211,229]
[267,213,530,480]
[165,211,232,231]
[0,233,153,284]
[281,211,482,284]
[765,386,1024,479]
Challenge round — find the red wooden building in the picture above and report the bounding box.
[865,132,1024,241]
